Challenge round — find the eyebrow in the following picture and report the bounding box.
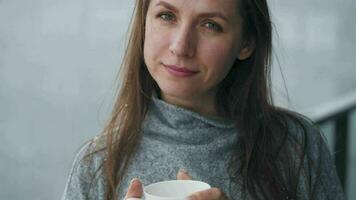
[155,0,229,23]
[155,1,178,13]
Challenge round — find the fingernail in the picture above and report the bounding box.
[179,168,188,174]
[130,177,140,185]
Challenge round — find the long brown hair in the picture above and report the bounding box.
[94,0,309,199]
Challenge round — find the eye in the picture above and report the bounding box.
[203,21,223,32]
[158,12,176,21]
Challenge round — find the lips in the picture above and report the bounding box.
[163,63,198,77]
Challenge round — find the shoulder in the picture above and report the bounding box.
[62,135,107,200]
[269,109,345,199]
[270,108,331,165]
[72,135,107,179]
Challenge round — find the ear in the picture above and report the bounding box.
[237,39,256,60]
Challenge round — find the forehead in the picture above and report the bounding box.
[149,0,238,17]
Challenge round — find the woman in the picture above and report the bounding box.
[62,0,345,199]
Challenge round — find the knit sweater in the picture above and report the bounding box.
[61,97,344,200]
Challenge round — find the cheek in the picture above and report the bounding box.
[201,41,237,81]
[143,21,169,66]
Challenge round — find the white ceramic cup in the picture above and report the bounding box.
[143,180,211,200]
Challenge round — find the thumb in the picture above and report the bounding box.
[177,169,193,180]
[124,178,143,200]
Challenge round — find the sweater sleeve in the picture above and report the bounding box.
[61,140,106,200]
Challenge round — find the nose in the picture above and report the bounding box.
[169,24,196,58]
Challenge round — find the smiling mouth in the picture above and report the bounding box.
[162,63,199,77]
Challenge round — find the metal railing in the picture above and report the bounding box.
[303,92,356,191]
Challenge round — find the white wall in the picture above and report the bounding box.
[0,0,355,199]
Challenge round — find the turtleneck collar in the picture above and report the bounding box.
[142,96,237,145]
[149,96,235,129]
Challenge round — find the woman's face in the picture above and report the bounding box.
[143,0,253,113]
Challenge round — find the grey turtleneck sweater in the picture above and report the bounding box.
[61,97,344,200]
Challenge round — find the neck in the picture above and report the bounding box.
[160,93,219,119]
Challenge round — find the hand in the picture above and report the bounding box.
[124,169,228,200]
[177,169,229,200]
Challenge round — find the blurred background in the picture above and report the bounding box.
[0,0,355,199]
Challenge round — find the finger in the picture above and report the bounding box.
[124,178,143,200]
[177,169,193,180]
[185,187,227,200]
